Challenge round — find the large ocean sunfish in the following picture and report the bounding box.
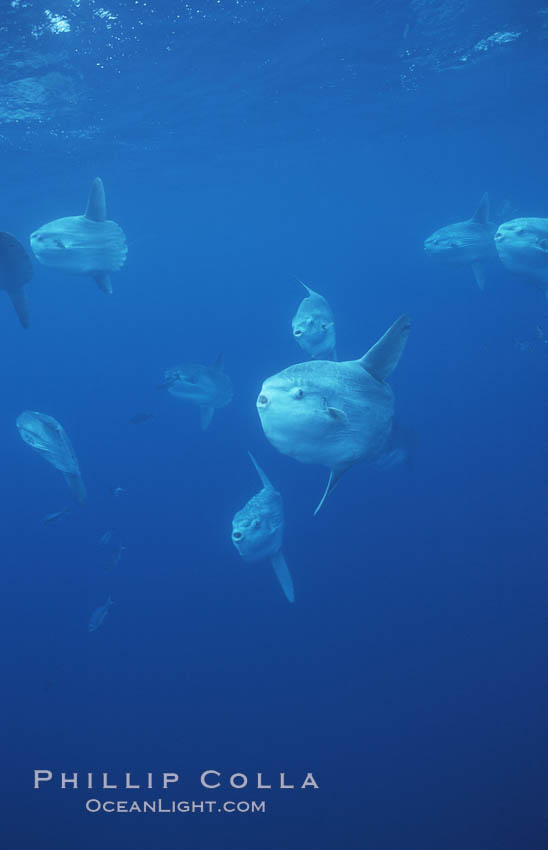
[232,453,294,603]
[257,315,411,514]
[30,177,127,294]
[292,279,337,361]
[0,232,33,328]
[495,217,548,298]
[424,193,497,291]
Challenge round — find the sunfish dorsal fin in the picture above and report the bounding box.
[248,452,273,490]
[271,550,295,603]
[471,192,489,225]
[294,276,314,297]
[359,314,411,382]
[8,288,29,328]
[85,177,106,222]
[314,467,347,515]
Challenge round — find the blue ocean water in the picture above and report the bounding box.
[2,1,547,848]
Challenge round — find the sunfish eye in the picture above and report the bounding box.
[292,388,304,399]
[253,519,261,528]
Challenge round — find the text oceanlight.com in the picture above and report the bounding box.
[85,799,266,814]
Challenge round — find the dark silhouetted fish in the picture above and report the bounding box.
[0,232,33,328]
[129,412,153,425]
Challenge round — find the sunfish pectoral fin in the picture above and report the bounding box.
[93,272,112,294]
[85,177,106,222]
[472,262,486,291]
[270,550,295,603]
[200,405,215,430]
[248,452,273,490]
[471,191,489,225]
[327,406,348,423]
[359,314,411,381]
[7,287,29,328]
[63,472,87,503]
[314,467,347,516]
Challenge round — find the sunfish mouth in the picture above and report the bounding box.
[257,394,269,407]
[232,530,244,542]
[293,329,303,337]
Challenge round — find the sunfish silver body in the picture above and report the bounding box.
[495,217,548,296]
[16,410,86,502]
[232,454,294,603]
[0,232,33,328]
[424,193,497,291]
[292,279,337,361]
[257,315,411,513]
[30,177,127,295]
[162,354,233,430]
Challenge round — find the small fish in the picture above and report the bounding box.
[105,543,126,573]
[41,506,71,525]
[88,595,114,633]
[110,486,126,497]
[99,530,113,545]
[129,412,153,425]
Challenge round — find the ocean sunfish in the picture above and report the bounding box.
[424,193,497,291]
[232,453,294,603]
[30,177,127,294]
[161,354,233,430]
[292,279,337,361]
[495,217,548,297]
[0,232,33,328]
[257,315,411,513]
[16,410,86,502]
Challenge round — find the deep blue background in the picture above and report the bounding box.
[1,1,547,848]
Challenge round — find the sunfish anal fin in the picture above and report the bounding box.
[360,314,411,382]
[93,272,112,294]
[248,452,273,490]
[85,177,106,222]
[8,288,29,328]
[472,262,486,291]
[63,472,87,503]
[314,467,347,516]
[471,192,489,225]
[200,405,215,430]
[270,550,295,603]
